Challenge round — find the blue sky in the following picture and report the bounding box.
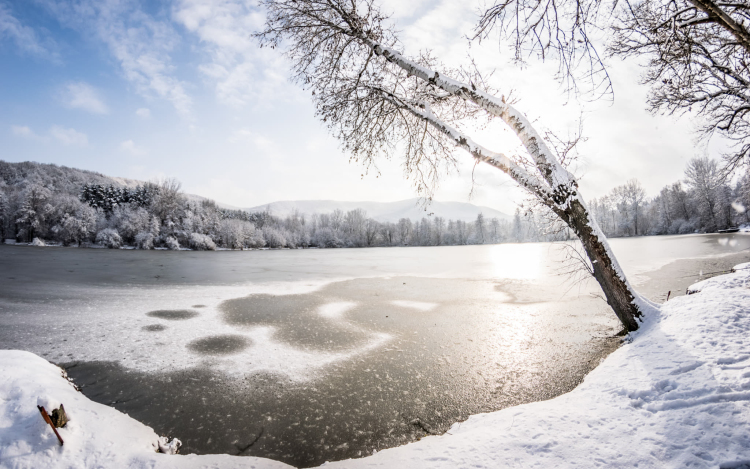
[0,0,724,213]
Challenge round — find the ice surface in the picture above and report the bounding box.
[3,263,749,468]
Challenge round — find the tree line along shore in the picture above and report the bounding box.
[0,159,748,251]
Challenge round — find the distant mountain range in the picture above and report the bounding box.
[245,199,510,223]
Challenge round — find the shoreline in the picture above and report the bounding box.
[2,262,749,467]
[5,230,749,252]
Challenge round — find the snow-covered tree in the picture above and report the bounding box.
[256,0,650,330]
[164,236,180,250]
[312,226,344,248]
[397,218,412,246]
[189,233,216,251]
[612,180,647,236]
[475,213,487,244]
[262,225,288,248]
[685,157,722,231]
[57,204,96,246]
[135,231,155,250]
[0,188,8,242]
[95,228,122,249]
[15,183,52,242]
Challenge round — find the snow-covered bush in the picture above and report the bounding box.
[672,217,700,234]
[262,226,287,248]
[311,227,343,248]
[148,216,161,237]
[219,219,246,249]
[164,236,180,250]
[189,233,216,251]
[95,228,122,249]
[56,205,96,246]
[31,237,45,247]
[109,206,150,243]
[135,231,154,250]
[245,223,265,248]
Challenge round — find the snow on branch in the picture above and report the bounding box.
[255,0,578,204]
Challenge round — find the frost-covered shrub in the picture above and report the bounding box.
[149,216,161,236]
[109,206,150,243]
[672,218,699,234]
[96,228,122,249]
[135,231,154,250]
[56,205,96,246]
[31,237,45,247]
[189,233,216,251]
[219,219,246,249]
[262,226,287,248]
[245,223,265,248]
[311,227,343,248]
[164,236,180,250]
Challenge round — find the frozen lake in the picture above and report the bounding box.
[1,233,749,466]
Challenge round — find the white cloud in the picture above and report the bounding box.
[41,1,192,118]
[11,125,36,138]
[0,4,58,60]
[50,125,88,146]
[136,108,151,119]
[229,128,278,155]
[61,82,108,114]
[173,0,300,107]
[119,139,147,156]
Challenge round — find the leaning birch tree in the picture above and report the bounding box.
[255,0,652,331]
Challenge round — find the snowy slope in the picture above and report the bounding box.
[245,198,511,222]
[2,265,750,468]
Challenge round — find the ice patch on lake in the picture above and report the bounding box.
[391,300,438,311]
[1,277,393,382]
[201,326,390,381]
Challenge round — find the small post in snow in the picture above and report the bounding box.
[37,405,64,446]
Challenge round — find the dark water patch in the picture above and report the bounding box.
[192,304,206,308]
[636,250,750,302]
[187,335,250,355]
[146,309,199,320]
[142,324,167,332]
[221,294,370,351]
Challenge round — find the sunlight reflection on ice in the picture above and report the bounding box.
[391,300,438,311]
[317,301,357,319]
[489,243,544,279]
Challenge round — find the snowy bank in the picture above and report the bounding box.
[2,265,750,468]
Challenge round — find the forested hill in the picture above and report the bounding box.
[0,160,142,195]
[0,160,540,250]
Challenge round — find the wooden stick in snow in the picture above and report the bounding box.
[37,405,64,446]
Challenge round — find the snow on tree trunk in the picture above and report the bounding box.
[561,198,642,331]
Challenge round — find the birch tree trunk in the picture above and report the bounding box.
[557,199,641,331]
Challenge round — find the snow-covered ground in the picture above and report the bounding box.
[2,264,750,468]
